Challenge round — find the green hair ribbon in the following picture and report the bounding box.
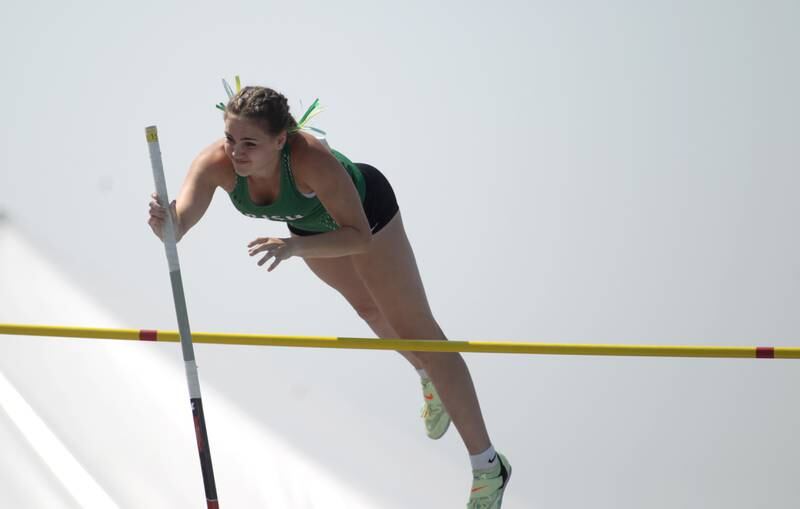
[292,98,324,133]
[215,75,242,111]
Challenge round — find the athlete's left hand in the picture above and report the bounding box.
[248,237,297,272]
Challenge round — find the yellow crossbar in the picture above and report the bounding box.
[1,323,797,359]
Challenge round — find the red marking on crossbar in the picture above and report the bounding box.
[756,347,775,359]
[139,330,158,341]
[207,500,219,509]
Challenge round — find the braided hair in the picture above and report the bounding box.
[225,86,298,136]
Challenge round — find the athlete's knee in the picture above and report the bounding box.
[350,301,384,325]
[416,348,465,368]
[390,313,446,342]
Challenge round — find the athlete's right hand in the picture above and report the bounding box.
[148,192,181,241]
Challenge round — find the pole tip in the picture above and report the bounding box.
[145,126,159,143]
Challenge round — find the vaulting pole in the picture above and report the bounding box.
[145,126,219,508]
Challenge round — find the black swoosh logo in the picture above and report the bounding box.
[499,458,509,489]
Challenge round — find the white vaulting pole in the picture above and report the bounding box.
[145,126,219,508]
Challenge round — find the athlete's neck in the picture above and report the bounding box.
[247,154,281,183]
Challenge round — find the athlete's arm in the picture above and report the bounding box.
[148,141,229,242]
[280,135,372,259]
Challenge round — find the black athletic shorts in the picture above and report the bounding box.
[288,163,399,237]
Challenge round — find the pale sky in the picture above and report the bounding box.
[1,1,798,507]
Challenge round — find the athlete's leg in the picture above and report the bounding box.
[292,237,425,369]
[351,212,492,454]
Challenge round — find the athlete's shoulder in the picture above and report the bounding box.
[291,130,342,168]
[291,130,329,156]
[288,131,336,183]
[191,139,235,191]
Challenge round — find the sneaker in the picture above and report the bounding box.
[420,377,451,439]
[467,453,512,509]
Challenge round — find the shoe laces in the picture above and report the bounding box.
[421,398,443,419]
[468,476,500,509]
[467,499,493,509]
[467,498,495,509]
[468,481,499,509]
[420,379,443,419]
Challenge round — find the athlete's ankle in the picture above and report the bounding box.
[470,445,498,471]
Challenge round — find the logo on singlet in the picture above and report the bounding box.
[269,214,305,221]
[244,213,305,221]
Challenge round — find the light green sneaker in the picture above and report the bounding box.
[467,453,512,509]
[420,377,451,439]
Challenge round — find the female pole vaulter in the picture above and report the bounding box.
[147,79,511,508]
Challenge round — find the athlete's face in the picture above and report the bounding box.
[224,115,286,177]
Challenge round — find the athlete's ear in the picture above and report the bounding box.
[277,132,287,149]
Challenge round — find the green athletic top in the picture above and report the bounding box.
[227,142,366,233]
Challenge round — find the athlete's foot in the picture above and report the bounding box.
[467,453,512,509]
[420,377,451,439]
